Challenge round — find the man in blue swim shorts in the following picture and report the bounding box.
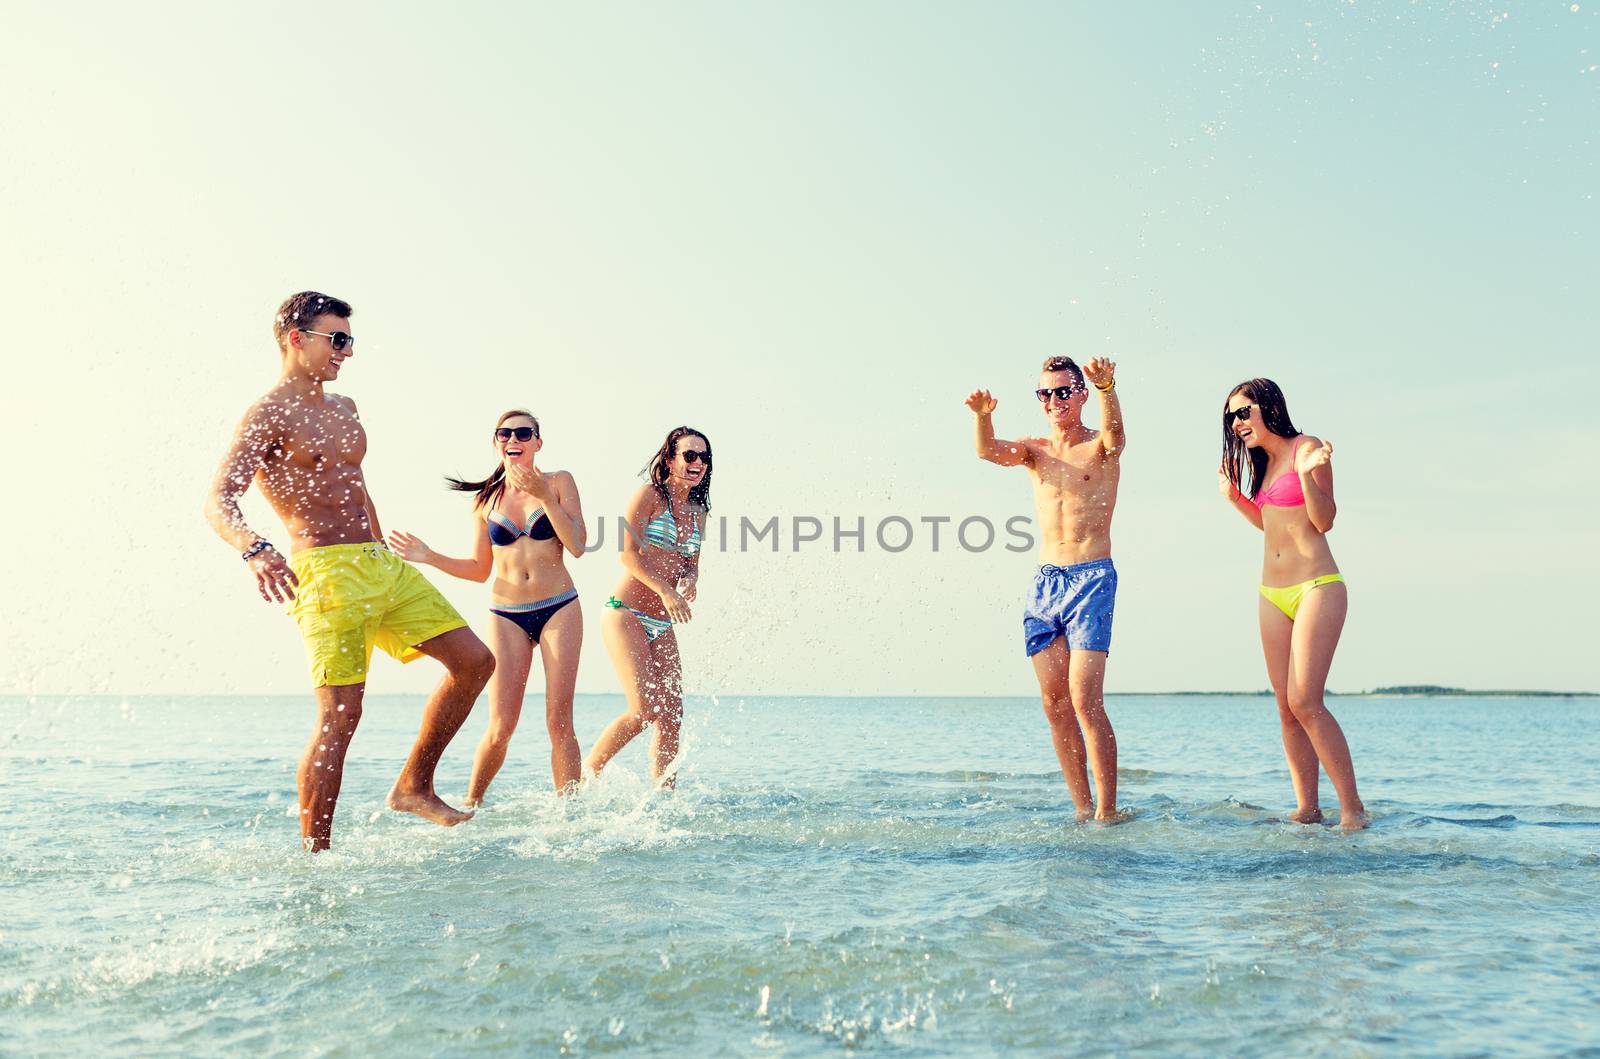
[965,355,1127,821]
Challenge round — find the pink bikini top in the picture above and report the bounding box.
[1252,437,1310,509]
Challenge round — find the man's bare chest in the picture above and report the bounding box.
[270,409,367,472]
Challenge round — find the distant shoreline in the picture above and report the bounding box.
[1161,686,1599,699]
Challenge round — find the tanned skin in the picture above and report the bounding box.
[205,312,494,850]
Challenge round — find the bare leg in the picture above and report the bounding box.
[537,600,584,793]
[1032,638,1094,819]
[1067,649,1119,820]
[298,683,364,852]
[466,616,535,806]
[386,626,494,827]
[645,632,685,787]
[1259,596,1322,823]
[1285,582,1368,829]
[585,607,654,776]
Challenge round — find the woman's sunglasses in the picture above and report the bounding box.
[299,329,354,351]
[1036,384,1081,402]
[1224,406,1256,425]
[679,450,711,465]
[495,427,538,442]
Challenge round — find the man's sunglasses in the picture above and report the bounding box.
[680,450,711,465]
[495,427,538,443]
[1224,405,1256,425]
[299,329,354,351]
[1036,385,1081,402]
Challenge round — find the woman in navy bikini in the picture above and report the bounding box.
[1219,379,1368,829]
[585,426,711,788]
[388,409,588,802]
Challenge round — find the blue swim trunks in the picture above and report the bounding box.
[1023,558,1118,657]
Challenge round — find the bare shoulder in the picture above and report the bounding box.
[1296,433,1323,454]
[238,392,293,437]
[552,468,581,495]
[626,482,659,513]
[327,393,359,416]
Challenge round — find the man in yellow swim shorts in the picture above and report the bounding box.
[204,291,495,851]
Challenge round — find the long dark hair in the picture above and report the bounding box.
[447,409,541,510]
[648,426,713,512]
[1222,378,1299,500]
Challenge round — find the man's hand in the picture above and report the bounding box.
[1296,439,1333,476]
[249,547,298,603]
[965,389,997,415]
[507,463,555,502]
[386,530,434,565]
[1083,357,1116,390]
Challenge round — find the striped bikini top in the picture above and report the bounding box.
[644,503,701,556]
[1253,437,1309,509]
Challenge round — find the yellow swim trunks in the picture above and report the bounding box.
[285,542,466,687]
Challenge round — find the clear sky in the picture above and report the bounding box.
[2,2,1595,697]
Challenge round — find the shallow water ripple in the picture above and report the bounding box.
[2,694,1597,1056]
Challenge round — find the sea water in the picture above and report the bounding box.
[2,693,1597,1056]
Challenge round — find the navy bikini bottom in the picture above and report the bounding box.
[490,588,578,644]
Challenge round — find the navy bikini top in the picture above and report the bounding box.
[487,502,556,546]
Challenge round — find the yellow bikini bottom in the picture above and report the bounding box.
[1259,574,1344,621]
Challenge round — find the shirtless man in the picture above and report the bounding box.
[966,356,1126,821]
[204,291,495,851]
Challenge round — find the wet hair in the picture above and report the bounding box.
[446,409,542,510]
[273,291,353,350]
[1222,378,1300,500]
[647,426,713,512]
[1040,355,1085,390]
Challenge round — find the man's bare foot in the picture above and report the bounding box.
[387,785,474,827]
[1288,807,1325,825]
[1339,808,1371,831]
[1094,807,1135,825]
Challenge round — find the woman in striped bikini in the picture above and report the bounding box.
[586,426,712,788]
[1219,379,1369,829]
[387,409,588,802]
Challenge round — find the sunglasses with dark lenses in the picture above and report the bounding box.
[494,427,538,443]
[680,450,711,465]
[1224,406,1256,425]
[1035,385,1081,402]
[300,329,354,351]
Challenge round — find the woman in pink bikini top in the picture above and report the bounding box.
[1218,376,1369,831]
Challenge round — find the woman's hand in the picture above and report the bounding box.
[1296,439,1333,476]
[386,530,434,565]
[507,463,556,502]
[1218,462,1240,501]
[657,588,693,624]
[678,574,698,604]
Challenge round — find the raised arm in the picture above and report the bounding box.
[508,465,587,559]
[1082,358,1125,456]
[1218,463,1264,530]
[388,509,493,582]
[965,390,1032,467]
[204,401,299,602]
[1295,437,1337,533]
